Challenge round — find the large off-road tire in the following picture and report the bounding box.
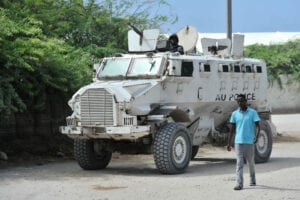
[255,120,273,163]
[74,139,112,170]
[153,123,192,174]
[191,146,200,160]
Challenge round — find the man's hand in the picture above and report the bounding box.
[227,123,235,152]
[254,136,258,144]
[254,121,260,144]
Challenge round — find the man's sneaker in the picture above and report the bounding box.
[250,182,256,186]
[234,185,243,190]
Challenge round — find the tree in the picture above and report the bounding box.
[0,7,91,120]
[0,0,176,120]
[245,39,300,86]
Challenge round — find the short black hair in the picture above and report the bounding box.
[237,94,246,100]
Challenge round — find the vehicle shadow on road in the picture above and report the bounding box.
[75,156,300,177]
[192,157,236,163]
[103,165,159,176]
[185,157,236,176]
[1,156,300,180]
[177,156,300,177]
[105,157,237,177]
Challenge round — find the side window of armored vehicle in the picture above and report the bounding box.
[245,65,252,73]
[181,61,194,76]
[234,65,241,72]
[222,65,229,72]
[256,66,262,73]
[199,63,211,73]
[241,64,252,73]
[218,64,230,72]
[204,64,211,72]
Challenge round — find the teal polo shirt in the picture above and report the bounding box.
[230,107,260,144]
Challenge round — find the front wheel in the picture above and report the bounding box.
[153,123,192,174]
[74,139,112,170]
[255,120,273,163]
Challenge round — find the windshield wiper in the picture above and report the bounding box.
[149,61,156,72]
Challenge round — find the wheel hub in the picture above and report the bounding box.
[256,130,268,154]
[173,136,187,163]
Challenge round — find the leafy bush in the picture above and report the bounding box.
[245,39,300,86]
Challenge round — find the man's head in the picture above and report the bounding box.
[169,34,179,45]
[236,94,247,110]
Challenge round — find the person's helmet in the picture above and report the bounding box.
[169,34,179,43]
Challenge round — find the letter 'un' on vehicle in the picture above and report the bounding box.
[60,25,276,174]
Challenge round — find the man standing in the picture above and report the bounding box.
[227,94,260,190]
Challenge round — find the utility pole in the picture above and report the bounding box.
[227,0,232,40]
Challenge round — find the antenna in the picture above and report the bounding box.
[227,0,232,40]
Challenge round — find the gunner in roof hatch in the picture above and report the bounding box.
[168,34,184,55]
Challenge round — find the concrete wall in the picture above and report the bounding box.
[268,75,300,114]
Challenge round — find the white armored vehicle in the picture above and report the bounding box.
[60,26,276,174]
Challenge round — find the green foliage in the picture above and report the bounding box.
[0,6,91,119]
[245,39,300,85]
[0,0,174,120]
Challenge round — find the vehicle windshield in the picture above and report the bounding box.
[128,57,162,76]
[98,58,130,77]
[98,56,163,78]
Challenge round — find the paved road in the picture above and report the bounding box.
[0,114,300,200]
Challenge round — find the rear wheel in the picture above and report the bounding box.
[255,120,272,163]
[74,139,112,170]
[153,123,192,174]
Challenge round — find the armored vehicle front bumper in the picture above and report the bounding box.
[60,125,150,140]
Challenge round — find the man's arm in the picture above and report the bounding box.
[227,123,236,151]
[177,46,184,55]
[254,121,260,143]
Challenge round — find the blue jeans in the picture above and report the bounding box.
[235,144,256,187]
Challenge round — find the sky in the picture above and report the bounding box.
[161,0,300,34]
